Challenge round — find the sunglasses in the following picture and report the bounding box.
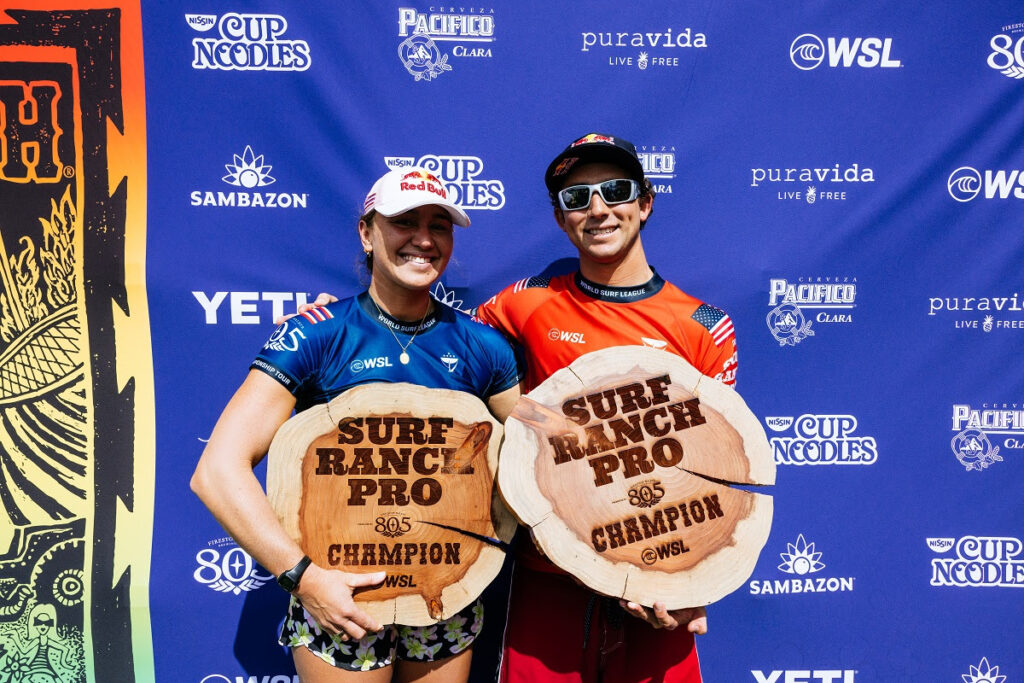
[557,179,640,211]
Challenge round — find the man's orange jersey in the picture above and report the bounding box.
[474,270,738,393]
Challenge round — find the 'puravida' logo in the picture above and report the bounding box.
[580,26,707,70]
[947,165,1024,201]
[397,7,495,81]
[789,33,901,70]
[988,22,1024,80]
[189,13,311,71]
[765,277,856,346]
[190,146,309,209]
[750,163,874,204]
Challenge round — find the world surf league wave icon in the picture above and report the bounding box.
[950,428,1002,471]
[398,31,452,81]
[766,302,814,346]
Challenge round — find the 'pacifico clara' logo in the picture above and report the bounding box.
[948,403,1024,471]
[765,277,857,346]
[396,7,495,81]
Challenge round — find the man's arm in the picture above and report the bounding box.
[190,370,384,639]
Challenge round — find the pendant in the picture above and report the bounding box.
[400,352,410,365]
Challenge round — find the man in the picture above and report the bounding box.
[292,133,737,681]
[472,133,736,683]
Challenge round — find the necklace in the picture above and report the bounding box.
[372,297,430,365]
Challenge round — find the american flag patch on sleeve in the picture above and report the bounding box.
[692,304,734,346]
[300,306,334,324]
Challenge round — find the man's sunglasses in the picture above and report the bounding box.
[557,179,640,211]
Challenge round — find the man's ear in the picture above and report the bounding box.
[554,207,567,232]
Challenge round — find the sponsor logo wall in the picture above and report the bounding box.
[2,2,1020,682]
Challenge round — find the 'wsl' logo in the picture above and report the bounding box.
[189,14,311,71]
[190,146,309,209]
[987,23,1024,80]
[765,277,856,346]
[947,165,1024,201]
[765,414,878,466]
[790,33,901,70]
[194,538,273,595]
[384,155,504,210]
[949,403,1024,471]
[397,7,495,81]
[638,145,676,193]
[748,534,855,596]
[930,536,1024,588]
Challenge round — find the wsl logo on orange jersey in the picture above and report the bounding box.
[384,155,505,210]
[765,277,857,345]
[397,7,495,81]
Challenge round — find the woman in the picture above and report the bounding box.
[191,167,522,682]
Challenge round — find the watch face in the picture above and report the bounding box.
[277,574,296,592]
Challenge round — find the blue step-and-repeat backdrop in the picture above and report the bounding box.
[1,1,1022,682]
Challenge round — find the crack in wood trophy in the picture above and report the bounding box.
[499,346,775,609]
[267,383,515,626]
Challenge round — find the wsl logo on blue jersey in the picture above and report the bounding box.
[789,33,901,70]
[930,536,1024,588]
[188,13,311,71]
[765,277,856,345]
[988,22,1024,80]
[638,144,675,194]
[765,414,878,466]
[190,146,309,209]
[748,534,855,596]
[950,403,1023,471]
[397,7,495,81]
[383,155,505,210]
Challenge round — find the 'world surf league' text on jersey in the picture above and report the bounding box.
[251,292,523,412]
[474,270,738,392]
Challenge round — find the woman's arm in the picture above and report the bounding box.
[191,370,384,639]
[486,383,522,423]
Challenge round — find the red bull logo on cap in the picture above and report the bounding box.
[571,133,615,147]
[400,170,448,198]
[401,170,443,185]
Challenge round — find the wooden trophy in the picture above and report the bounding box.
[499,346,775,609]
[267,383,515,626]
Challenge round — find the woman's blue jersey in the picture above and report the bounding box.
[251,292,523,413]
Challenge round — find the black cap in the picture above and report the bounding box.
[544,133,646,193]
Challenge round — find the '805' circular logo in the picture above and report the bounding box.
[947,166,982,202]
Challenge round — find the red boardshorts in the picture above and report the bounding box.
[499,566,702,683]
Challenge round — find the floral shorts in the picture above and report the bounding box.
[278,595,483,672]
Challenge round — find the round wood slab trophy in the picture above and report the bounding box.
[267,383,515,626]
[499,346,775,609]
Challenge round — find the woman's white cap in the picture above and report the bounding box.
[363,167,470,227]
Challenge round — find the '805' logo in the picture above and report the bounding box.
[194,539,273,595]
[988,23,1024,79]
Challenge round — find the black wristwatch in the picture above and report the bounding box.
[277,555,311,593]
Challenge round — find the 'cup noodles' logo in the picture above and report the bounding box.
[190,13,311,71]
[927,538,955,552]
[384,155,505,210]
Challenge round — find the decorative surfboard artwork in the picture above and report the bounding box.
[499,346,775,608]
[267,383,515,626]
